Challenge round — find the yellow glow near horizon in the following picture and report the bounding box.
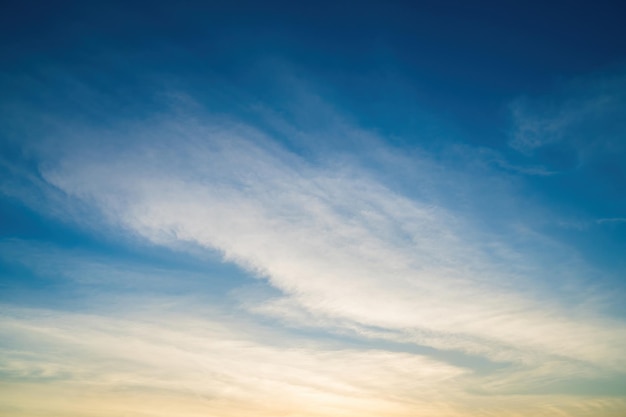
[2,305,625,417]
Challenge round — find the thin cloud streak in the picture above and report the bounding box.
[508,71,626,163]
[2,299,625,417]
[0,303,468,417]
[597,218,626,224]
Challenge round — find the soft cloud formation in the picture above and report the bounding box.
[0,303,468,417]
[2,298,626,417]
[1,79,625,416]
[597,218,626,225]
[508,71,626,167]
[28,99,626,369]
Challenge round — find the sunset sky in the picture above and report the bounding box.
[1,1,626,416]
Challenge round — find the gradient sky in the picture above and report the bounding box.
[1,1,626,416]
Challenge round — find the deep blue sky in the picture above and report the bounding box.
[3,0,626,137]
[1,2,626,416]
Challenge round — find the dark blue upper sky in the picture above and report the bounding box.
[3,0,626,139]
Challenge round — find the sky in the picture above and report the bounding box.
[1,1,626,416]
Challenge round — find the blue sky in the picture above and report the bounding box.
[1,1,626,416]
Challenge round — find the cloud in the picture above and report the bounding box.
[2,79,625,415]
[2,300,626,417]
[508,70,626,167]
[597,218,626,225]
[0,303,469,417]
[23,97,624,370]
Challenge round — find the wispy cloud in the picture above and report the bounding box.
[3,298,626,417]
[508,70,626,165]
[597,218,626,225]
[26,95,625,367]
[0,302,470,417]
[2,79,625,415]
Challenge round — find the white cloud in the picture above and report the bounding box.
[30,104,626,374]
[3,84,625,416]
[0,304,469,417]
[2,301,626,417]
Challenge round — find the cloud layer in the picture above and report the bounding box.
[31,100,626,366]
[1,80,625,416]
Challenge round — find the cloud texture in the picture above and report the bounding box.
[1,76,625,416]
